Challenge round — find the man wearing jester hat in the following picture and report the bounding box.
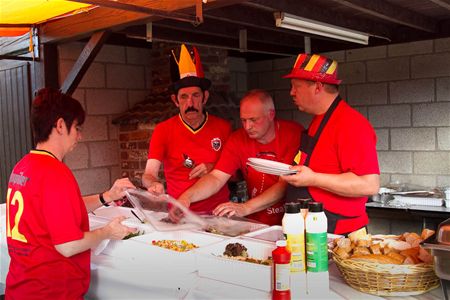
[281,53,380,235]
[142,44,232,214]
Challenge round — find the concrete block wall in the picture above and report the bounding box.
[58,42,152,195]
[248,37,450,189]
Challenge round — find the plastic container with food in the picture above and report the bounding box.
[196,238,276,291]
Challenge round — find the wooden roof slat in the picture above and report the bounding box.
[329,0,437,32]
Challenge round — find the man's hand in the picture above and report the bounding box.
[104,178,136,204]
[103,216,137,240]
[280,165,316,187]
[168,197,191,223]
[189,162,214,180]
[213,202,250,218]
[147,181,165,194]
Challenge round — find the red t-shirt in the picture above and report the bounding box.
[215,120,303,225]
[149,113,232,213]
[301,100,379,234]
[6,150,90,300]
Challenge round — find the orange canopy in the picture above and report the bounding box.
[0,0,92,36]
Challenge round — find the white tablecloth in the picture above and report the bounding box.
[0,203,445,299]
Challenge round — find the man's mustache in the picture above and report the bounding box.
[185,107,198,113]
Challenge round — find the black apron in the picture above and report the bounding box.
[286,95,360,234]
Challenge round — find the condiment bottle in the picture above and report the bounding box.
[305,202,329,296]
[282,203,306,299]
[298,198,312,220]
[272,240,291,300]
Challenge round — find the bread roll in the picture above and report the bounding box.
[369,243,381,255]
[336,238,352,253]
[353,246,370,256]
[418,247,433,263]
[400,247,419,257]
[387,252,406,264]
[335,247,350,259]
[356,235,372,247]
[350,254,402,264]
[381,246,397,255]
[388,240,411,251]
[421,228,435,240]
[348,227,367,243]
[403,255,420,265]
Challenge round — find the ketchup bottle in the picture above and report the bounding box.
[272,240,291,300]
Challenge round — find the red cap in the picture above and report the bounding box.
[283,53,342,85]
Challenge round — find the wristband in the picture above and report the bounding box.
[99,193,110,207]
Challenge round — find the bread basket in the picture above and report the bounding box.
[333,254,440,296]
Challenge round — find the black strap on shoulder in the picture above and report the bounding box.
[303,95,342,166]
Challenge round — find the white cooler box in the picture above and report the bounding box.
[196,238,276,292]
[242,225,283,243]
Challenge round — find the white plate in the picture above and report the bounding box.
[248,157,293,170]
[247,162,297,176]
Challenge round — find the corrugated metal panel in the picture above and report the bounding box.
[0,63,32,203]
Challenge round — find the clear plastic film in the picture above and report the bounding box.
[124,189,267,236]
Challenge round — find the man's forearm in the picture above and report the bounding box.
[179,170,228,204]
[314,172,380,197]
[142,173,160,188]
[244,180,287,214]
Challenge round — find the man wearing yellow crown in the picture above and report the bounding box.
[142,44,232,214]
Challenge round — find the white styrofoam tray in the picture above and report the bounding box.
[89,208,155,232]
[92,206,136,219]
[196,238,276,292]
[102,230,224,274]
[242,225,283,243]
[393,195,443,207]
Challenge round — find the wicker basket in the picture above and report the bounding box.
[333,255,440,296]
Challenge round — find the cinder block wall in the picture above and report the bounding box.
[249,37,450,189]
[58,42,153,195]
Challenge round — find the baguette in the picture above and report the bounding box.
[387,251,406,264]
[350,254,402,264]
[369,243,381,255]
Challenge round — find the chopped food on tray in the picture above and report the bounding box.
[222,242,272,265]
[151,239,199,252]
[331,227,435,264]
[160,216,176,224]
[122,231,144,240]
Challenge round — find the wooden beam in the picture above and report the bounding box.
[39,0,243,44]
[69,0,198,24]
[429,0,450,11]
[0,55,34,61]
[60,31,109,95]
[123,17,305,49]
[329,0,437,32]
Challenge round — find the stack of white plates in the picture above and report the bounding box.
[246,157,297,176]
